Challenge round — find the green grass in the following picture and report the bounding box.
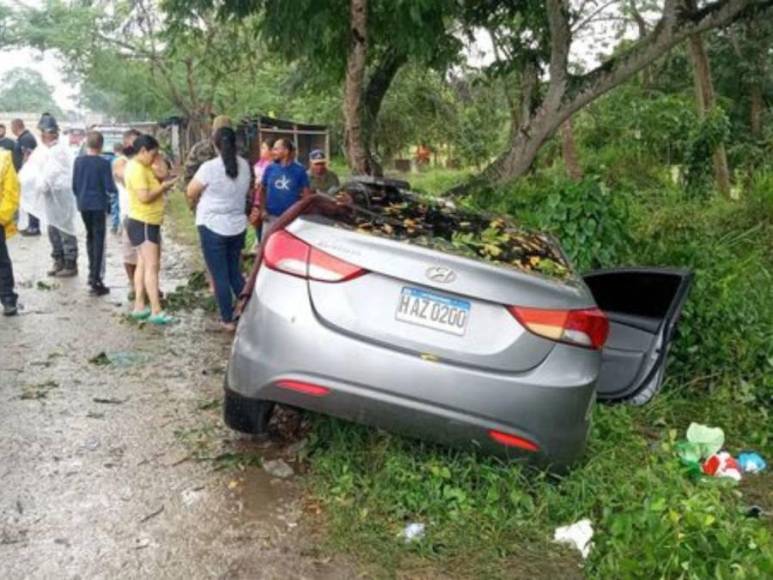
[305,383,771,578]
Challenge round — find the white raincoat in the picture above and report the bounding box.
[18,139,78,236]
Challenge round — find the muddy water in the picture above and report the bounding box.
[0,226,352,579]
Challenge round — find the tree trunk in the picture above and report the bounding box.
[343,0,370,175]
[686,29,732,196]
[361,49,407,176]
[561,117,583,181]
[750,81,764,138]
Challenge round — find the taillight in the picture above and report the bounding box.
[508,306,609,350]
[489,430,540,452]
[263,230,367,282]
[276,379,331,397]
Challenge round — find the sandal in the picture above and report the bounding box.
[148,312,176,325]
[129,307,151,320]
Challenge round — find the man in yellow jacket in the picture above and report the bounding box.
[0,149,20,315]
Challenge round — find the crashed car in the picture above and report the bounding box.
[225,177,691,469]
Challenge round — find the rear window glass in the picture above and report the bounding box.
[331,181,574,280]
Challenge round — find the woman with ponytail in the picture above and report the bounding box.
[186,127,251,331]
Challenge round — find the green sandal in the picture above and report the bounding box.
[129,307,151,320]
[148,312,176,325]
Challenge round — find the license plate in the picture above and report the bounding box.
[395,287,470,336]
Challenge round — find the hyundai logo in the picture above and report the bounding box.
[426,266,457,284]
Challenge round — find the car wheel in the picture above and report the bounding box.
[223,375,275,434]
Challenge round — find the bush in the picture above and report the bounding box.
[468,176,632,272]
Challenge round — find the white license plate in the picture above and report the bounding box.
[395,287,470,336]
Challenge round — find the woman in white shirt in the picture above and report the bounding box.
[186,127,251,331]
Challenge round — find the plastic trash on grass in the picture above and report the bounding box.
[553,518,594,559]
[738,452,767,473]
[401,522,426,543]
[702,452,742,481]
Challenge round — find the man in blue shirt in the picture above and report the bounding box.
[72,130,117,295]
[249,138,310,239]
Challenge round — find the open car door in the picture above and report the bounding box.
[583,268,692,405]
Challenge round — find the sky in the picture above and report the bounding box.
[0,47,78,110]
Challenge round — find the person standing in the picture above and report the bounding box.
[0,148,20,316]
[124,134,177,325]
[186,127,250,332]
[183,115,233,189]
[10,119,40,236]
[18,115,79,277]
[249,138,311,239]
[0,124,15,152]
[72,131,117,296]
[113,129,141,293]
[308,149,340,193]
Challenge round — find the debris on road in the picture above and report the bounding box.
[553,518,594,559]
[89,351,148,367]
[140,506,165,523]
[92,397,127,405]
[263,459,294,479]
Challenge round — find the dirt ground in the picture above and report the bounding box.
[0,226,354,579]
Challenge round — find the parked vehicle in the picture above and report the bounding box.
[225,178,691,469]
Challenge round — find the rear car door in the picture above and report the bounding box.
[583,268,692,404]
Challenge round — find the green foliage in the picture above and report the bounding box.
[629,179,773,389]
[683,107,732,193]
[468,176,632,272]
[0,67,62,115]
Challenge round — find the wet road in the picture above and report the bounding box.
[0,226,350,579]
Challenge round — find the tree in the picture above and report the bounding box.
[16,0,263,140]
[454,0,773,190]
[0,67,63,115]
[166,0,462,172]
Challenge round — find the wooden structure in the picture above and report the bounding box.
[237,115,329,168]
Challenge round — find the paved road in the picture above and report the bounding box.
[0,226,349,579]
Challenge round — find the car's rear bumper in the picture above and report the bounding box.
[228,270,598,469]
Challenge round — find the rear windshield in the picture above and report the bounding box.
[330,182,574,281]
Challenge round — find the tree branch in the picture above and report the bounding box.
[569,0,773,114]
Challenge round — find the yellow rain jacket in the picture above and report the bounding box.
[0,150,20,239]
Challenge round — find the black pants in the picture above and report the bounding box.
[28,214,40,232]
[0,227,17,307]
[81,210,107,285]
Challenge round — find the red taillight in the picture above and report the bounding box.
[489,430,540,452]
[508,306,609,350]
[263,230,367,282]
[276,380,331,397]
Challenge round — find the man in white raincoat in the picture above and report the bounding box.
[19,115,79,277]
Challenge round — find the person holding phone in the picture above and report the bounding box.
[124,134,177,325]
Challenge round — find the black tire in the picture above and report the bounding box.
[223,375,275,434]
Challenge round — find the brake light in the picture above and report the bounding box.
[263,230,366,282]
[508,306,609,350]
[489,430,540,452]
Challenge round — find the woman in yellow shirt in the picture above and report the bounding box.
[124,135,177,324]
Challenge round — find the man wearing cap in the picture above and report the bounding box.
[308,149,340,194]
[183,115,233,188]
